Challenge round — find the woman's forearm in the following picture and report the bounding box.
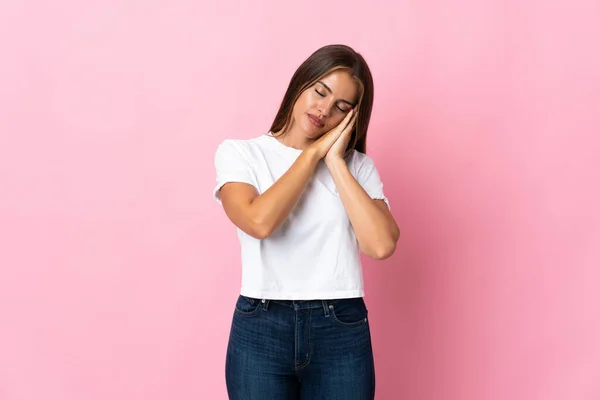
[248,148,320,237]
[326,158,399,259]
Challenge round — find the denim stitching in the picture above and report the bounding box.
[329,305,368,327]
[233,296,261,318]
[295,308,312,371]
[294,307,299,368]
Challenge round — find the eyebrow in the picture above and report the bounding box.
[317,81,356,106]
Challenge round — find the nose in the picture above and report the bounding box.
[317,99,335,117]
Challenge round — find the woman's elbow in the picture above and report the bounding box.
[365,237,397,260]
[372,242,397,260]
[246,222,273,240]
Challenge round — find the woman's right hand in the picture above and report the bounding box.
[308,109,355,159]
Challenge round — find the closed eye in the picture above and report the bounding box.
[337,103,354,112]
[315,87,351,112]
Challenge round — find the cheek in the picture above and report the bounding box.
[290,104,303,124]
[297,91,313,107]
[325,114,345,130]
[292,94,310,117]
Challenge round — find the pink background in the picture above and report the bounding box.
[1,1,599,399]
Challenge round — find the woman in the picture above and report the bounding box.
[213,44,399,400]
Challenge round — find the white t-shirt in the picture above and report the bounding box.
[213,133,389,300]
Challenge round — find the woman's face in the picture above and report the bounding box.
[290,69,359,139]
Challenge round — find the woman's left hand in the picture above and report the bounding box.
[325,110,357,164]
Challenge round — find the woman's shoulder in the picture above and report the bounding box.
[347,149,377,168]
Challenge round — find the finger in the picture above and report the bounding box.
[343,111,358,133]
[346,108,355,120]
[332,112,354,137]
[349,109,359,124]
[338,109,355,132]
[320,125,344,148]
[321,109,355,146]
[345,108,356,122]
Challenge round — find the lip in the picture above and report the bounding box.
[307,113,325,128]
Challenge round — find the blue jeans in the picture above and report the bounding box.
[225,295,375,399]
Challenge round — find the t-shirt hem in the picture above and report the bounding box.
[240,288,365,300]
[213,178,258,204]
[372,196,391,209]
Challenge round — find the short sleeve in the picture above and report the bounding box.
[355,153,391,209]
[213,140,258,204]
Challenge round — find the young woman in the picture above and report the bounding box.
[213,44,399,400]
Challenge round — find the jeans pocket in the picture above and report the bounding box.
[233,295,261,317]
[329,298,369,327]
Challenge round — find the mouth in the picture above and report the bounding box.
[307,113,325,128]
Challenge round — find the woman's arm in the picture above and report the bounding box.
[219,110,357,239]
[323,110,399,259]
[325,158,399,259]
[219,149,320,239]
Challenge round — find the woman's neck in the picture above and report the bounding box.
[275,124,314,151]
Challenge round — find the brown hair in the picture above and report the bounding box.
[269,44,374,154]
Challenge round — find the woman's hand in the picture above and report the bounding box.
[308,109,355,160]
[324,110,357,164]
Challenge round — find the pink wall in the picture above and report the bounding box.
[1,1,599,399]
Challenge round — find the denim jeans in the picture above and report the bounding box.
[225,295,375,399]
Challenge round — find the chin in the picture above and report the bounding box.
[305,130,323,139]
[302,120,324,139]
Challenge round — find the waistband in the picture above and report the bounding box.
[242,295,363,314]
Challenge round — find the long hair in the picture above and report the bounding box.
[269,44,374,154]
